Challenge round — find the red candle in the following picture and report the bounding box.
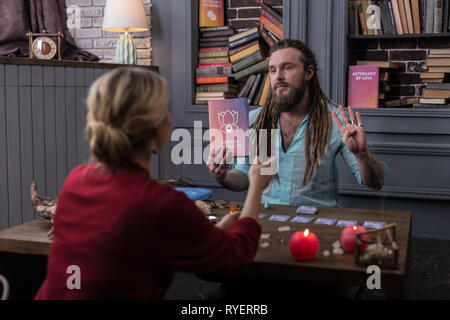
[340,225,370,253]
[289,229,319,261]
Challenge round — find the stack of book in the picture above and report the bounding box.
[349,0,450,36]
[356,60,400,107]
[415,84,450,107]
[422,48,450,82]
[195,26,238,105]
[223,3,282,106]
[228,27,269,82]
[417,48,450,107]
[259,3,283,43]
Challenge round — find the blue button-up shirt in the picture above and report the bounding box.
[233,104,387,207]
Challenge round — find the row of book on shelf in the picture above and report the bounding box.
[348,48,450,109]
[195,3,283,106]
[349,0,450,36]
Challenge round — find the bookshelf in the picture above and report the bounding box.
[192,2,284,109]
[348,32,450,39]
[347,0,450,109]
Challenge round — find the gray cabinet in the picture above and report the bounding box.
[0,58,158,230]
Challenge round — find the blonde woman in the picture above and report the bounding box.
[34,67,276,300]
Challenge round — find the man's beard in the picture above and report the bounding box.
[272,79,307,113]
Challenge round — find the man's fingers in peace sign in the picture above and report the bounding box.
[332,105,364,129]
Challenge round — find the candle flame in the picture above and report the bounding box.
[353,226,358,231]
[304,229,310,237]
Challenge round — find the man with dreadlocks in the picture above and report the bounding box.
[207,39,387,207]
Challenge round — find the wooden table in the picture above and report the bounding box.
[0,205,412,299]
[212,204,412,299]
[0,218,51,256]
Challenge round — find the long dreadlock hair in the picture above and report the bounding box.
[251,39,333,186]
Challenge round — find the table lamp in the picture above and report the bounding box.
[102,0,149,65]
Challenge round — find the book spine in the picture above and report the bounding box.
[414,103,450,108]
[443,0,450,32]
[198,51,229,59]
[423,88,450,97]
[378,0,387,34]
[380,70,389,81]
[349,1,360,35]
[201,29,235,38]
[230,44,260,63]
[197,73,230,78]
[380,0,393,34]
[247,73,262,105]
[261,3,283,22]
[391,0,405,34]
[259,27,275,47]
[238,74,257,98]
[259,73,271,106]
[200,36,229,42]
[197,84,237,93]
[253,73,267,106]
[419,0,426,32]
[426,82,450,89]
[228,27,258,42]
[260,8,283,28]
[404,0,415,33]
[411,0,422,33]
[199,26,230,32]
[199,41,229,48]
[235,59,269,81]
[198,62,232,68]
[232,51,264,73]
[426,0,435,33]
[448,0,450,30]
[259,15,283,39]
[426,58,450,66]
[357,0,369,34]
[228,33,259,49]
[228,40,258,56]
[198,57,229,64]
[196,76,229,84]
[196,67,232,75]
[398,0,410,33]
[387,0,398,34]
[199,47,228,53]
[267,29,282,41]
[433,0,444,32]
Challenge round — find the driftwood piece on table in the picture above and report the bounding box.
[30,181,57,237]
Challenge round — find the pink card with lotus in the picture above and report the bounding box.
[208,98,249,158]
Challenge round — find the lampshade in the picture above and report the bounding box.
[103,0,148,32]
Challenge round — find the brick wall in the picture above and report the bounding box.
[226,0,283,31]
[349,37,450,101]
[65,0,152,65]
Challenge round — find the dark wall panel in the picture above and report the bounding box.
[0,65,88,228]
